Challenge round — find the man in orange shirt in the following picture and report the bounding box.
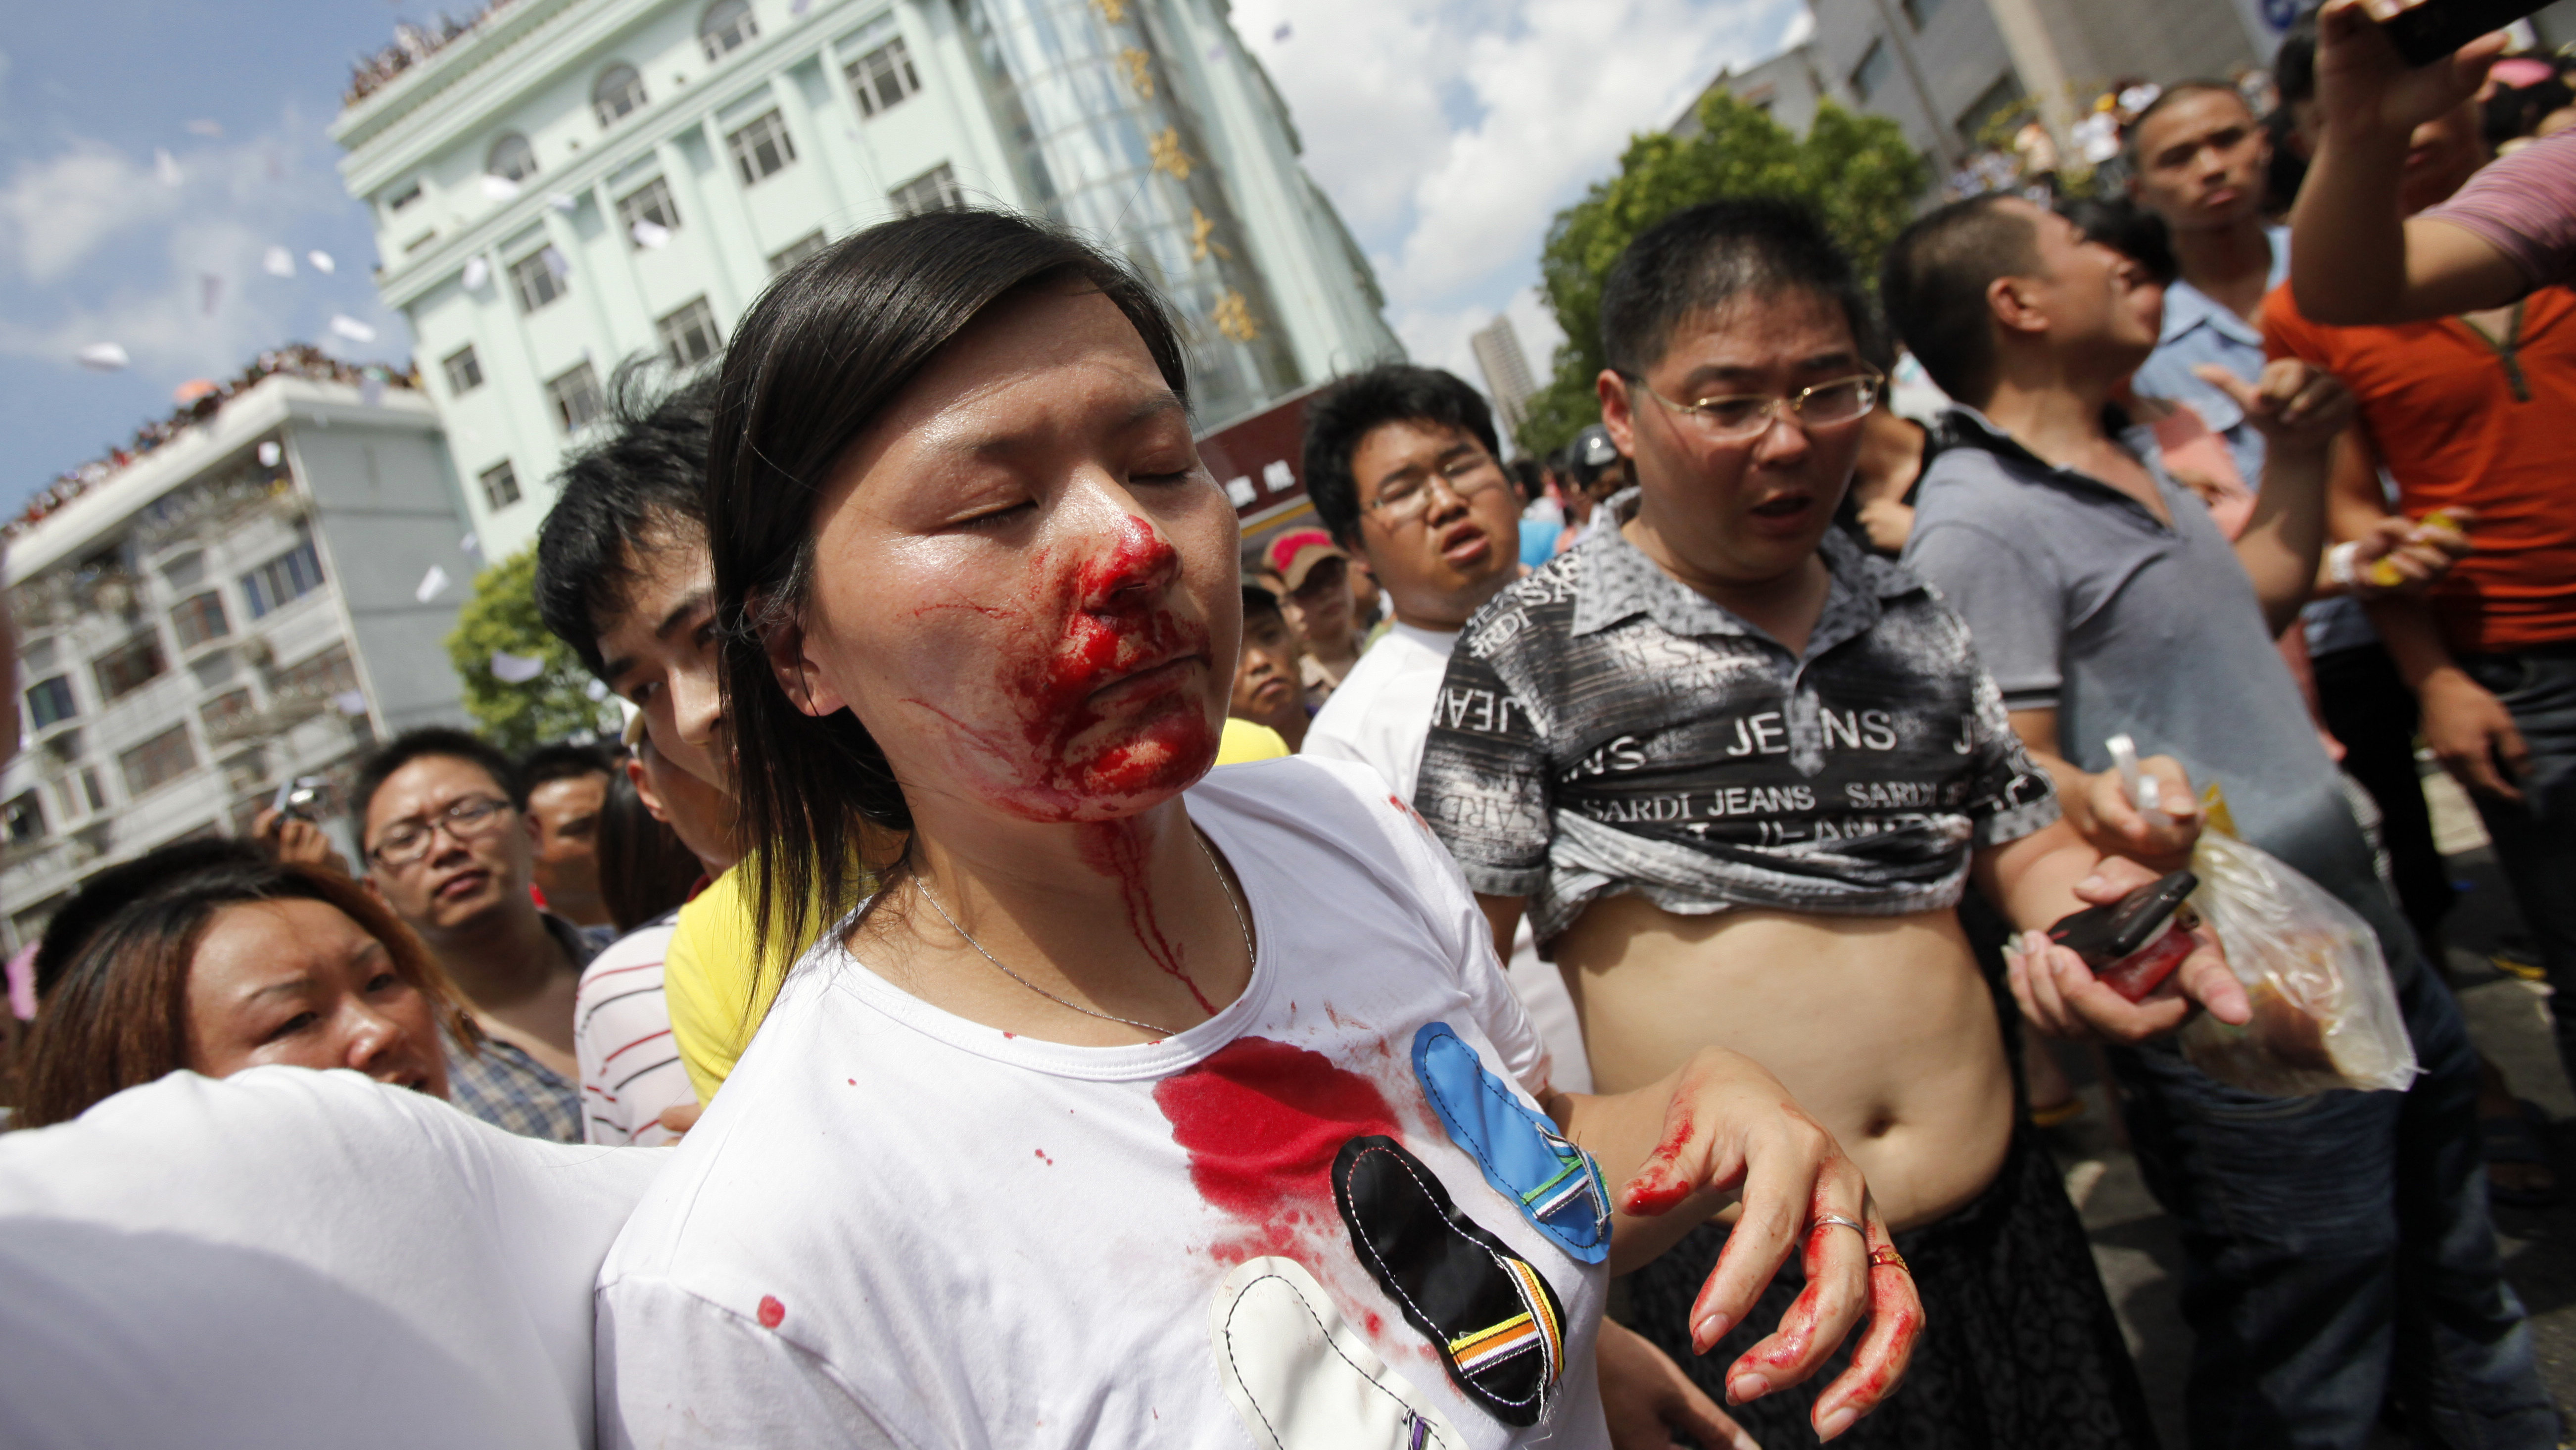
[2267,53,2576,1095]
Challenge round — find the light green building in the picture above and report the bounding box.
[333,0,1402,559]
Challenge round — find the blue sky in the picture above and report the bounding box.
[0,0,1802,519]
[0,0,423,517]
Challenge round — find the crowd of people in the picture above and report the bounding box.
[13,0,2576,1445]
[342,5,517,108]
[5,345,419,544]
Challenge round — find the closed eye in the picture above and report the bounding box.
[264,1011,319,1044]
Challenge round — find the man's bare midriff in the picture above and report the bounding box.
[1554,892,2013,1234]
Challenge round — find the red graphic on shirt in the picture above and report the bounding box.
[756,1295,786,1329]
[1154,1036,1401,1260]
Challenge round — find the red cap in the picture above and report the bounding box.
[1264,528,1346,591]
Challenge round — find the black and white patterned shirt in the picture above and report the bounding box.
[1413,501,2058,952]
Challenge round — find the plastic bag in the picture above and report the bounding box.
[2175,827,2418,1097]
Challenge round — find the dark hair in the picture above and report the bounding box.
[522,741,615,791]
[2276,10,2321,108]
[18,851,477,1128]
[1240,583,1285,622]
[534,365,720,677]
[32,838,262,1004]
[2486,78,2574,145]
[2125,79,2256,166]
[707,209,1188,958]
[596,764,703,934]
[1299,365,1499,548]
[1599,198,1877,380]
[351,727,524,848]
[2263,106,2311,214]
[2057,196,2177,286]
[1506,457,1544,505]
[1880,194,2046,405]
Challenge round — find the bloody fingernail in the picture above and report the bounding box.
[1728,1373,1769,1404]
[1817,1405,1858,1441]
[1691,1310,1733,1350]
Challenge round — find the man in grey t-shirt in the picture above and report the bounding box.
[1884,193,2551,1447]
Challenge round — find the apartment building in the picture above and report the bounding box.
[333,0,1403,559]
[2,373,478,950]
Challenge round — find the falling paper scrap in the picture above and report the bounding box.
[308,250,336,275]
[264,245,296,278]
[490,651,547,684]
[542,246,571,281]
[462,256,490,290]
[481,174,521,202]
[331,690,370,717]
[185,119,224,137]
[258,441,283,467]
[459,532,479,555]
[583,677,611,702]
[77,343,130,372]
[1274,21,1291,39]
[630,219,671,248]
[547,193,578,214]
[199,273,223,316]
[361,374,386,407]
[330,314,377,343]
[415,564,451,603]
[155,148,183,187]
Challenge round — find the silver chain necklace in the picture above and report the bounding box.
[911,831,1253,1039]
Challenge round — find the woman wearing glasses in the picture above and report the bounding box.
[592,209,1921,1448]
[1410,200,2231,1445]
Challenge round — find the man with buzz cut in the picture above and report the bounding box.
[1413,197,2224,1446]
[1883,190,2553,1447]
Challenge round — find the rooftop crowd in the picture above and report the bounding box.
[10,0,2576,1446]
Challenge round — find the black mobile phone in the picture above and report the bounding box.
[2380,0,2549,68]
[2046,870,2200,965]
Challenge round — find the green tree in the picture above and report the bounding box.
[444,546,617,754]
[1518,94,1925,459]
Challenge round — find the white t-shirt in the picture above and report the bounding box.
[0,1066,666,1450]
[1304,623,1594,1095]
[574,911,692,1146]
[595,758,1612,1450]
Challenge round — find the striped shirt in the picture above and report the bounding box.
[574,910,691,1147]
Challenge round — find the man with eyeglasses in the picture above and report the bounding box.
[1414,199,2210,1445]
[1886,193,2552,1445]
[352,727,593,1143]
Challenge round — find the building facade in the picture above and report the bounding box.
[2,375,478,951]
[1671,40,1842,141]
[1802,0,2262,173]
[333,0,1402,559]
[1468,316,1538,447]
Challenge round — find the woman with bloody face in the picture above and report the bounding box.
[592,211,1920,1449]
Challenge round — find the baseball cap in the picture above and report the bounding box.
[1568,425,1623,484]
[1264,528,1347,591]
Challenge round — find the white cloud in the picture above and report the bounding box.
[0,117,406,381]
[1232,0,1802,392]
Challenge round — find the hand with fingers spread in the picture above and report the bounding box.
[1566,1048,1922,1443]
[2192,360,2355,458]
[2004,856,2252,1043]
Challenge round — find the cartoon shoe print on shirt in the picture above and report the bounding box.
[1209,1256,1468,1450]
[1334,1135,1567,1427]
[1410,1022,1610,1264]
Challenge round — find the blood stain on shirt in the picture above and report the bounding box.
[1034,1148,1053,1165]
[756,1295,786,1329]
[1154,1036,1400,1260]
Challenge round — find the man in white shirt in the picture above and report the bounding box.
[1299,365,1745,1450]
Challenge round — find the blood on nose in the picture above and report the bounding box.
[1076,514,1178,609]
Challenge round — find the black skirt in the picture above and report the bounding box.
[1621,1129,2160,1448]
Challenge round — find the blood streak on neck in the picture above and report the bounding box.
[1154,1037,1401,1258]
[1080,819,1218,1015]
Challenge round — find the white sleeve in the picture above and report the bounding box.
[595,1276,911,1450]
[1333,761,1553,1097]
